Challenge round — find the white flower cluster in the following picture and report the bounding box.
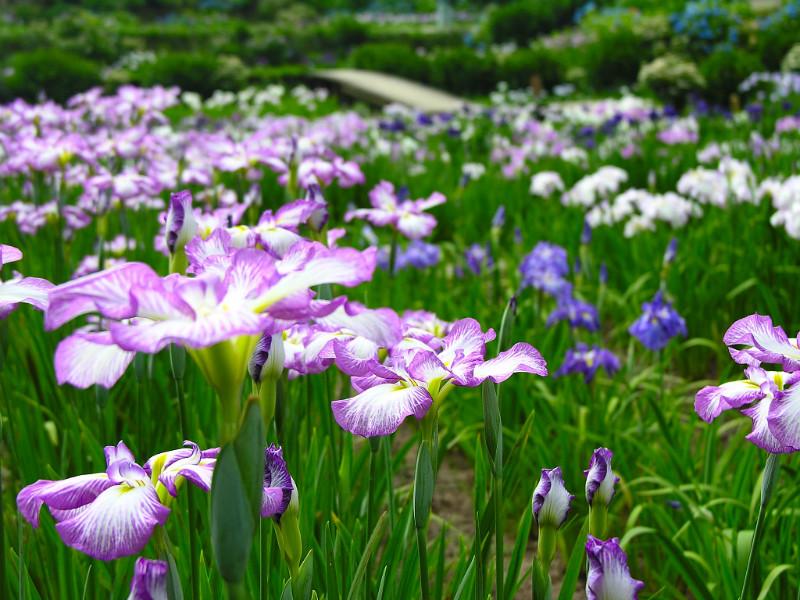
[761,176,800,239]
[677,157,757,206]
[561,166,628,207]
[586,189,701,237]
[530,171,565,197]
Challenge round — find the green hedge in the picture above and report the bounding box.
[700,48,763,106]
[0,49,102,103]
[349,42,430,82]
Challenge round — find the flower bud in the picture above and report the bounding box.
[128,557,168,600]
[532,467,573,530]
[585,536,644,600]
[165,190,197,258]
[248,332,285,384]
[584,448,619,508]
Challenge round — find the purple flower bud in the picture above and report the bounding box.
[514,227,523,245]
[663,238,677,265]
[262,445,294,521]
[492,205,506,229]
[165,190,196,255]
[585,536,644,600]
[584,448,619,507]
[532,467,573,528]
[249,332,285,384]
[581,219,592,245]
[599,263,608,285]
[305,183,329,232]
[129,557,168,600]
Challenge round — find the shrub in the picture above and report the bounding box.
[700,48,763,106]
[487,0,577,46]
[757,1,800,70]
[499,47,563,91]
[638,54,705,105]
[349,43,429,82]
[583,27,649,90]
[0,50,102,103]
[782,44,800,73]
[429,48,497,96]
[129,53,247,97]
[247,64,310,87]
[669,0,743,57]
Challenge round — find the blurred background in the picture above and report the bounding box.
[0,0,798,108]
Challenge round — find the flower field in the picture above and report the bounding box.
[3,74,800,599]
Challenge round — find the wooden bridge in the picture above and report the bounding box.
[312,68,470,113]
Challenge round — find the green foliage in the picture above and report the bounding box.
[349,42,430,82]
[700,48,763,106]
[499,47,563,91]
[583,25,650,90]
[637,53,705,106]
[129,52,248,97]
[757,20,800,71]
[486,0,578,45]
[429,48,496,95]
[0,50,102,103]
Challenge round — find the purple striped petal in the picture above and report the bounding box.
[0,276,53,314]
[586,536,644,600]
[472,342,548,384]
[332,383,433,437]
[55,483,170,561]
[584,448,619,507]
[46,263,159,330]
[694,380,764,423]
[55,330,135,389]
[17,474,112,527]
[766,383,800,451]
[724,314,800,370]
[0,244,23,265]
[397,212,437,239]
[532,467,573,528]
[332,337,381,377]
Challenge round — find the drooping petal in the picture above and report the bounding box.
[17,474,112,527]
[55,483,170,561]
[397,212,437,240]
[724,314,800,369]
[332,337,381,377]
[0,276,53,315]
[472,343,548,384]
[46,263,160,330]
[128,557,168,600]
[0,244,23,265]
[55,330,136,389]
[332,383,433,437]
[694,380,764,423]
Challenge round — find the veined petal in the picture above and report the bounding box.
[724,314,800,368]
[0,244,23,265]
[55,483,170,561]
[332,337,381,377]
[105,441,136,467]
[743,396,793,453]
[694,380,763,423]
[17,474,112,527]
[406,350,452,384]
[332,383,432,437]
[397,212,436,240]
[586,536,644,600]
[256,246,376,309]
[0,276,53,312]
[55,330,136,389]
[46,263,160,330]
[472,342,548,384]
[532,467,573,528]
[766,384,800,451]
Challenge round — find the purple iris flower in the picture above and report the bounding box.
[519,242,571,296]
[584,448,619,507]
[585,536,644,600]
[491,205,506,229]
[663,238,677,265]
[0,243,54,319]
[401,240,441,270]
[331,318,547,438]
[581,219,592,245]
[16,441,215,561]
[547,296,599,332]
[164,190,197,255]
[599,263,608,285]
[129,558,168,600]
[344,181,445,240]
[465,243,492,275]
[556,343,620,382]
[532,467,573,528]
[628,291,686,351]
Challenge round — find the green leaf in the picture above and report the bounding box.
[166,551,184,600]
[292,550,314,600]
[211,399,265,583]
[557,517,588,600]
[413,441,434,529]
[496,295,517,354]
[346,512,388,600]
[755,564,793,600]
[481,381,502,476]
[503,506,532,599]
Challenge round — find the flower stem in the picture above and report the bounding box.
[367,437,380,599]
[416,526,431,600]
[494,474,504,600]
[738,452,780,600]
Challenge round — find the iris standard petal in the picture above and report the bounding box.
[331,383,433,437]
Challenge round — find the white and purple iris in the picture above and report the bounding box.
[0,243,53,319]
[584,448,619,507]
[331,317,547,438]
[17,441,216,561]
[532,467,574,529]
[262,445,296,520]
[344,180,446,240]
[585,536,645,600]
[695,314,800,452]
[128,557,168,600]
